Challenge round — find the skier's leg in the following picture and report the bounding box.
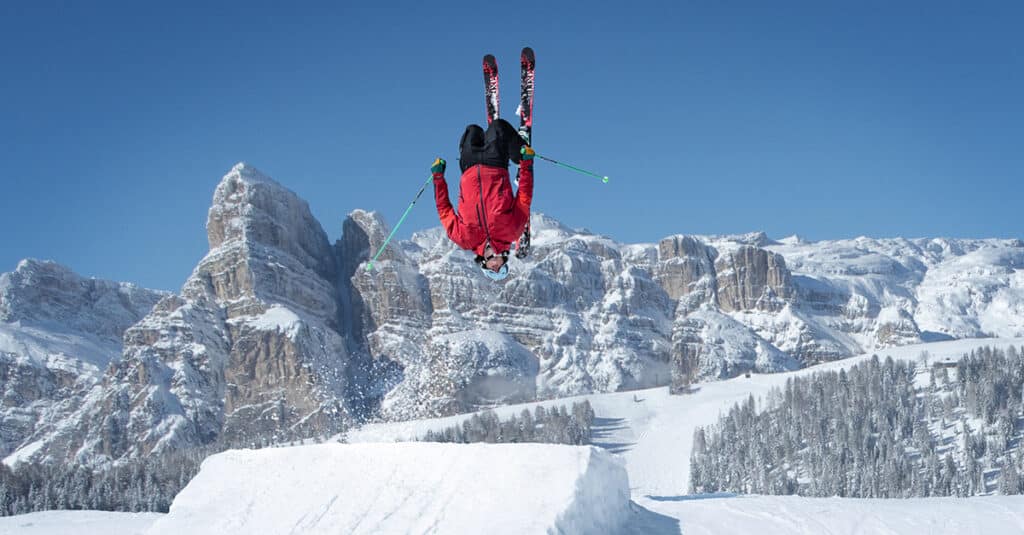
[459,124,486,173]
[486,118,526,164]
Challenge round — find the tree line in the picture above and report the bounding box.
[691,346,1024,497]
[0,443,217,516]
[421,401,596,445]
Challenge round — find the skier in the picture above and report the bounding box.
[432,118,535,281]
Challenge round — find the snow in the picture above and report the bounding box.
[145,442,631,535]
[6,493,1024,535]
[0,510,160,535]
[351,337,1024,497]
[6,339,1024,534]
[688,307,800,375]
[636,494,1024,535]
[343,338,1024,534]
[0,321,117,371]
[916,246,1024,338]
[241,304,302,338]
[3,438,46,467]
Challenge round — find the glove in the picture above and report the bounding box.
[431,157,446,175]
[520,146,535,161]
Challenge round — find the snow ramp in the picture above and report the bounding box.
[146,442,632,535]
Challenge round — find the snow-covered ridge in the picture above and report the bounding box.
[0,259,166,464]
[376,206,1024,416]
[0,258,166,348]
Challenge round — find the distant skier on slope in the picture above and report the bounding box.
[431,118,535,281]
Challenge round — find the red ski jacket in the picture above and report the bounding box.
[433,160,534,257]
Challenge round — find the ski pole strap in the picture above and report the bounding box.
[534,153,609,183]
[366,174,434,271]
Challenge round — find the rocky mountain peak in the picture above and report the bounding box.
[339,210,398,268]
[530,212,574,235]
[197,163,338,319]
[4,164,358,466]
[207,162,335,281]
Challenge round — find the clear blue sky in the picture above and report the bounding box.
[2,1,1021,291]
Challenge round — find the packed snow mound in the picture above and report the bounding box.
[146,442,631,535]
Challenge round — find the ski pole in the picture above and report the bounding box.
[366,174,434,272]
[534,153,610,183]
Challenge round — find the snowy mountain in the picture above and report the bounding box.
[0,259,165,463]
[361,210,1022,416]
[766,235,1024,342]
[3,163,1023,470]
[7,164,359,467]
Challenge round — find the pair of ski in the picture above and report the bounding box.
[483,47,534,259]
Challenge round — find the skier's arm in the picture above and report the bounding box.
[433,167,471,248]
[514,150,534,213]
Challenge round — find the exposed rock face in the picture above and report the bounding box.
[655,236,717,310]
[655,239,796,314]
[6,163,1024,468]
[714,246,793,312]
[338,210,432,417]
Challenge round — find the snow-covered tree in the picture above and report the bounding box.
[690,346,1024,498]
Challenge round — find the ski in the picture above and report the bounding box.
[483,54,499,124]
[517,47,535,144]
[515,47,535,259]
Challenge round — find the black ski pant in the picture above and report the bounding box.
[458,118,526,173]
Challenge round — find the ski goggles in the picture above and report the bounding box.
[476,251,510,281]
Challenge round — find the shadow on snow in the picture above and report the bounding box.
[619,501,681,535]
[645,492,739,502]
[591,417,635,454]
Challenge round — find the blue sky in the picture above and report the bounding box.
[1,1,1021,291]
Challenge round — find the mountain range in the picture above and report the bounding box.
[2,162,1021,468]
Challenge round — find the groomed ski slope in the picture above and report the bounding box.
[145,442,632,535]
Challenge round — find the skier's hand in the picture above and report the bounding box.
[520,146,535,161]
[431,157,446,175]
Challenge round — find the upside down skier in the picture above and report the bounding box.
[431,118,535,281]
